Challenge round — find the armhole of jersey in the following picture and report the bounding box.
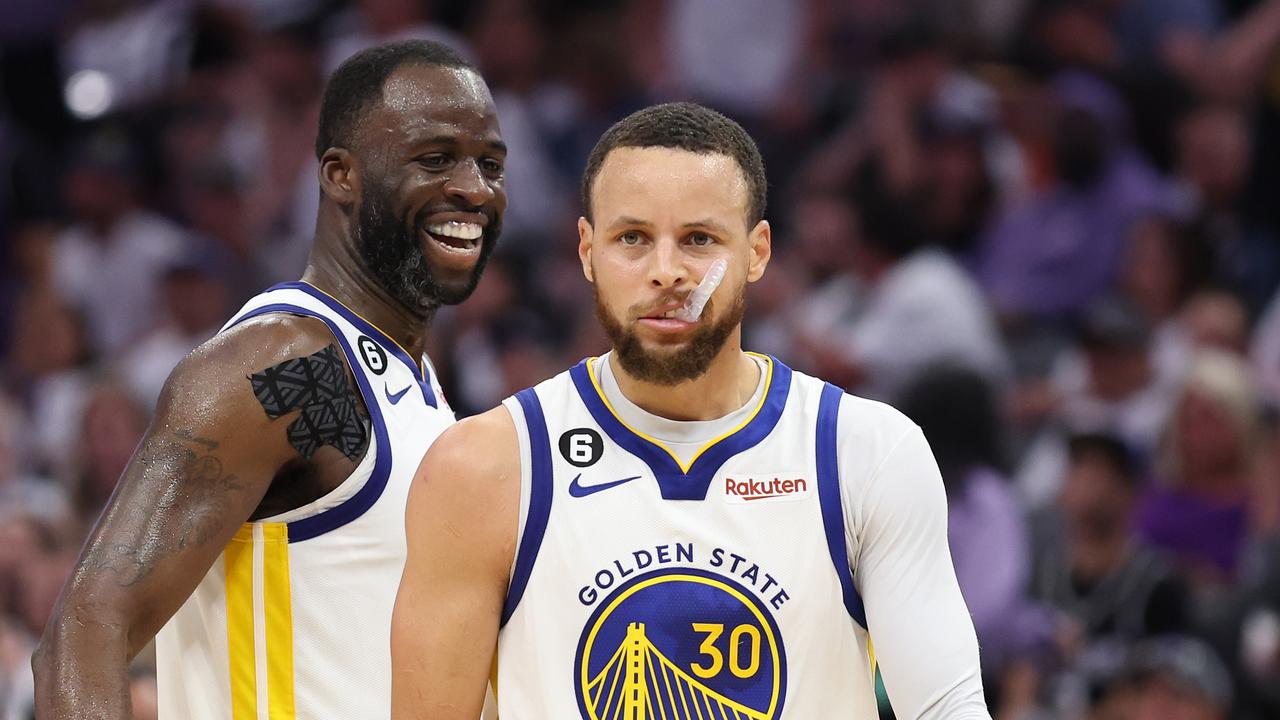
[222,303,393,543]
[501,388,554,627]
[816,383,868,630]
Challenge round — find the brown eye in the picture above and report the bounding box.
[417,154,450,170]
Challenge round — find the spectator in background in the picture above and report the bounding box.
[51,127,186,356]
[118,252,231,411]
[323,0,469,74]
[69,383,146,534]
[1120,635,1233,720]
[0,395,66,524]
[1139,351,1264,587]
[1118,212,1213,377]
[7,292,95,482]
[1174,104,1280,315]
[1016,296,1181,508]
[898,365,1038,676]
[806,165,1009,400]
[1031,433,1190,658]
[977,71,1171,321]
[1252,285,1280,404]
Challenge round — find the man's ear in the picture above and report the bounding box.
[319,148,359,205]
[578,216,595,283]
[746,219,772,282]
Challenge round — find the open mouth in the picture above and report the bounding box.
[423,220,483,255]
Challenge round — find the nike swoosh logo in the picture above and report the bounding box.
[568,474,642,498]
[385,383,410,405]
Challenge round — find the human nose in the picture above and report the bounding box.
[444,159,495,207]
[647,237,689,290]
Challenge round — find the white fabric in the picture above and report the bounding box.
[496,354,988,718]
[845,249,1010,401]
[52,211,186,355]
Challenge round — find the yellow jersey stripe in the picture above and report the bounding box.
[262,522,296,719]
[585,353,775,473]
[225,526,257,720]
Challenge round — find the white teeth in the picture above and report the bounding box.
[426,221,483,241]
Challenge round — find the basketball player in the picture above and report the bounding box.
[391,103,989,718]
[33,40,506,719]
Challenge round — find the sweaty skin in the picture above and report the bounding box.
[33,60,506,719]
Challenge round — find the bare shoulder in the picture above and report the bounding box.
[418,405,520,493]
[176,313,337,386]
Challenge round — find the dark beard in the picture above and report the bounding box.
[355,185,498,318]
[595,284,746,386]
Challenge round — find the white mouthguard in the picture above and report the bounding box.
[673,259,727,322]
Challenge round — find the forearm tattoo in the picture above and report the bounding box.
[249,344,370,461]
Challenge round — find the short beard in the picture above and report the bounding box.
[595,284,746,386]
[355,185,497,318]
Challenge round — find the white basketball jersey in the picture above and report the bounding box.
[156,281,455,720]
[494,354,878,719]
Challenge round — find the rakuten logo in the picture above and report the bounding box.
[724,477,809,502]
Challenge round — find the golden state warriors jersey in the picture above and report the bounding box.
[156,282,455,720]
[494,354,879,719]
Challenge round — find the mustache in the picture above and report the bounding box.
[629,291,699,318]
[413,204,499,228]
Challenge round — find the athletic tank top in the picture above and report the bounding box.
[156,281,454,720]
[493,353,877,719]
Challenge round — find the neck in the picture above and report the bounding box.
[608,331,760,422]
[301,223,432,359]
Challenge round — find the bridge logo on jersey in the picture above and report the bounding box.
[574,567,787,720]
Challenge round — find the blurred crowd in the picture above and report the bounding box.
[4,0,1280,718]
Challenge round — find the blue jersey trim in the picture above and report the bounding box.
[268,281,438,408]
[568,356,788,499]
[502,388,554,627]
[816,383,867,628]
[227,303,392,543]
[568,356,793,501]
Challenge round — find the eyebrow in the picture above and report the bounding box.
[406,134,508,154]
[605,216,732,234]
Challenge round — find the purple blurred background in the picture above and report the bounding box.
[5,1,1280,718]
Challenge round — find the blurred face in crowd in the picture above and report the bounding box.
[163,270,230,336]
[1122,217,1183,322]
[342,63,507,317]
[579,147,770,384]
[1132,676,1225,720]
[1174,389,1245,482]
[1060,450,1134,542]
[1181,292,1248,355]
[1086,343,1151,402]
[790,195,858,279]
[1178,106,1249,210]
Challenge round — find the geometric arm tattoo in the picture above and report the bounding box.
[248,344,370,461]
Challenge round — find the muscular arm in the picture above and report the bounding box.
[849,413,991,719]
[391,407,520,719]
[31,315,348,719]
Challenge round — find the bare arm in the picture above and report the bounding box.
[31,316,340,719]
[391,407,520,719]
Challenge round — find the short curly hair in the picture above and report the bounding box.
[315,40,475,160]
[581,102,767,227]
